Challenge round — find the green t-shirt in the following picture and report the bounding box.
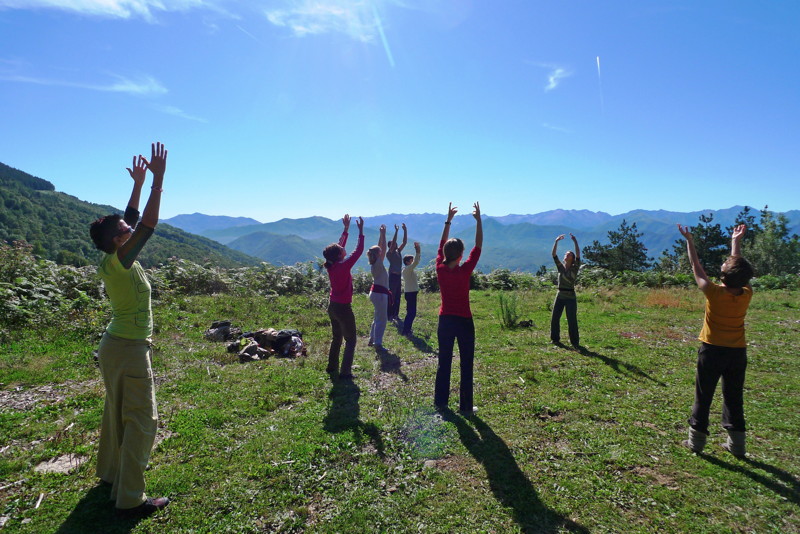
[100,252,152,339]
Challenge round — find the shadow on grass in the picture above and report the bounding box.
[574,345,665,386]
[699,453,800,505]
[323,378,385,458]
[55,484,146,534]
[442,411,589,533]
[392,320,436,354]
[376,346,409,382]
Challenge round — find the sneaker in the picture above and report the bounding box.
[116,496,170,518]
[367,340,374,347]
[459,406,478,416]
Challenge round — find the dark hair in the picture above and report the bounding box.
[403,255,414,265]
[323,243,344,266]
[89,214,122,254]
[720,256,754,289]
[443,238,464,263]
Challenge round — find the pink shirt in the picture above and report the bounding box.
[436,239,481,317]
[325,231,364,304]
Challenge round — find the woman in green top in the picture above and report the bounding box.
[550,233,580,347]
[88,142,170,518]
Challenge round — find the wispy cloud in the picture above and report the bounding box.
[264,1,381,42]
[545,67,570,91]
[0,0,208,21]
[154,104,208,122]
[525,60,573,92]
[0,72,167,95]
[542,122,571,134]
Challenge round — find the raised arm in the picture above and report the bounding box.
[570,233,580,262]
[398,223,408,252]
[391,224,399,248]
[678,224,710,291]
[441,202,457,243]
[339,214,351,247]
[378,224,387,260]
[552,235,564,258]
[412,242,421,267]
[731,224,746,257]
[125,155,147,215]
[473,201,483,249]
[140,142,167,229]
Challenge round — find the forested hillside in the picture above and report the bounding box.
[0,162,260,268]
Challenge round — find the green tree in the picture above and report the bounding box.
[658,213,728,277]
[744,206,800,275]
[582,219,651,272]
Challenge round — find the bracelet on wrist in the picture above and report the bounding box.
[151,186,164,192]
[444,221,451,225]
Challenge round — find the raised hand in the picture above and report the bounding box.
[447,202,458,222]
[126,155,148,187]
[414,241,420,251]
[146,142,167,178]
[394,224,399,231]
[677,224,693,242]
[356,217,364,234]
[379,224,386,234]
[343,214,351,230]
[732,224,747,241]
[402,222,407,231]
[472,201,481,221]
[570,233,577,241]
[555,234,565,241]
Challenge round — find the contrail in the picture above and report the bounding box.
[372,4,395,68]
[596,56,605,114]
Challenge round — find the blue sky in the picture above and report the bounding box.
[1,1,798,222]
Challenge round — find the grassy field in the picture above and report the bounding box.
[1,286,799,533]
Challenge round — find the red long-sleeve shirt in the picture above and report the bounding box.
[325,231,364,304]
[436,239,481,317]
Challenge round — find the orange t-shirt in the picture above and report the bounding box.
[698,284,753,348]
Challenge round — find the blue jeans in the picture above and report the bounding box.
[550,294,579,346]
[402,292,418,334]
[689,343,747,434]
[435,315,475,411]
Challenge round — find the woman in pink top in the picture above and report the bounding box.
[323,215,364,379]
[434,202,482,415]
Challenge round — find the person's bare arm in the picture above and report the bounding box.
[378,224,387,260]
[139,142,166,229]
[473,201,483,249]
[398,223,408,252]
[570,233,580,262]
[731,224,746,257]
[441,203,457,243]
[678,224,710,292]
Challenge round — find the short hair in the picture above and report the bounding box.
[403,254,414,265]
[89,214,122,254]
[720,256,754,289]
[443,238,464,263]
[323,243,344,266]
[367,246,381,265]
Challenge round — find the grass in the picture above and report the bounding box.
[1,287,799,533]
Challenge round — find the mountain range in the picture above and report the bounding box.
[163,207,800,272]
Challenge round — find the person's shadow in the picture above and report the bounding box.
[376,346,409,382]
[574,345,665,386]
[55,484,145,533]
[442,410,589,533]
[698,453,800,505]
[323,378,385,457]
[406,332,436,354]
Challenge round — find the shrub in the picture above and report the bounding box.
[497,292,521,329]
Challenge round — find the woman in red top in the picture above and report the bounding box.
[322,215,364,378]
[434,202,483,415]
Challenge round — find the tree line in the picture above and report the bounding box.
[580,206,800,277]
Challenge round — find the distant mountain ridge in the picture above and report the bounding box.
[161,213,261,235]
[165,208,800,272]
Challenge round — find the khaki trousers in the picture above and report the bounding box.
[96,333,158,509]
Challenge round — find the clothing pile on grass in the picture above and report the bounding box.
[203,320,306,362]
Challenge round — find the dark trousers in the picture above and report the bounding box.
[689,342,747,434]
[435,315,475,411]
[327,302,357,375]
[402,292,418,334]
[550,294,579,345]
[388,272,402,319]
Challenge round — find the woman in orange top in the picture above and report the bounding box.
[678,223,754,457]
